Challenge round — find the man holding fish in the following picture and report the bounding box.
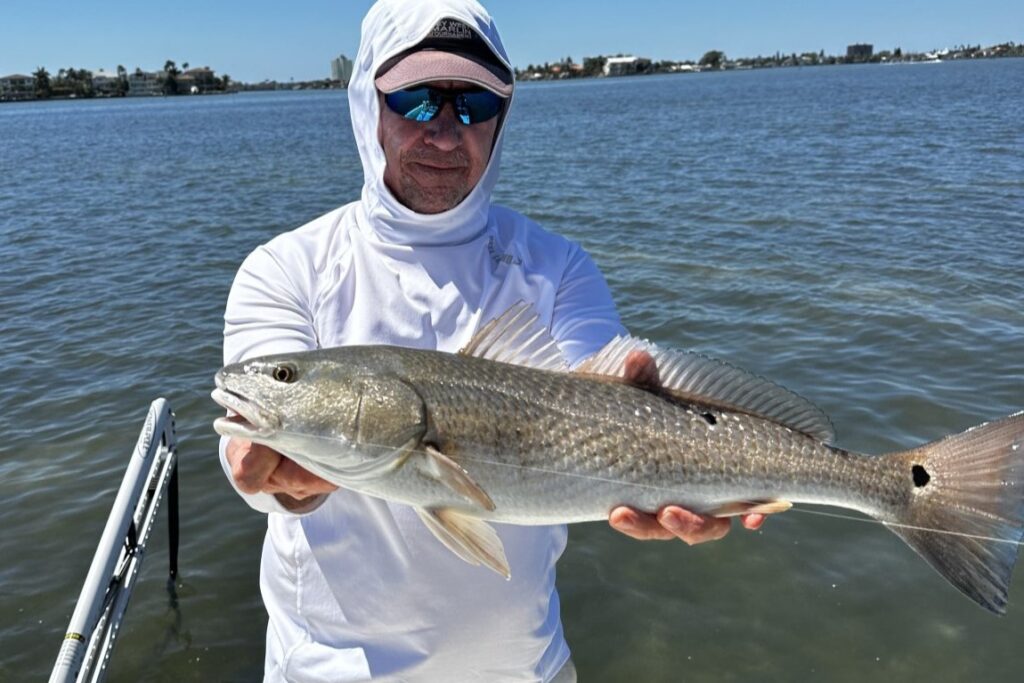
[217,0,767,680]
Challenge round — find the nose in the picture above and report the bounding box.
[422,100,461,151]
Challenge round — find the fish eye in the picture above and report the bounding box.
[271,363,298,383]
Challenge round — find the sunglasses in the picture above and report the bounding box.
[383,86,504,125]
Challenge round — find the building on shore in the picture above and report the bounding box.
[0,74,36,101]
[128,70,162,96]
[602,56,651,76]
[176,72,197,94]
[331,54,353,87]
[846,44,874,61]
[183,67,218,94]
[92,70,121,96]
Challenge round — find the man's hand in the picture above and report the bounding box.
[609,506,765,544]
[226,438,338,510]
[608,348,776,544]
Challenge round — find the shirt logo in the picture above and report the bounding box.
[487,237,522,267]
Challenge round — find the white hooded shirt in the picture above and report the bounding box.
[220,1,623,680]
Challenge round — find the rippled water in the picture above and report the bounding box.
[2,59,1022,681]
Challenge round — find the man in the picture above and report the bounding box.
[221,1,765,680]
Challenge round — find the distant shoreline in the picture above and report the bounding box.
[3,57,1019,105]
[3,47,1019,104]
[513,44,1023,83]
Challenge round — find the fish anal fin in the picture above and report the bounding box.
[707,499,793,518]
[421,445,496,511]
[576,335,836,444]
[459,302,568,372]
[415,507,511,579]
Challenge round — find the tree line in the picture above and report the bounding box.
[28,60,232,99]
[514,42,1024,80]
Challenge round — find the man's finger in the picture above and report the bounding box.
[622,350,660,390]
[609,507,675,541]
[741,513,766,530]
[657,506,730,545]
[267,457,339,499]
[228,439,282,494]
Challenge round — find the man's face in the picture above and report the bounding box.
[379,80,501,215]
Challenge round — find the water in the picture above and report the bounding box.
[2,59,1022,681]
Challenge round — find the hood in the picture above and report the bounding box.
[349,0,515,247]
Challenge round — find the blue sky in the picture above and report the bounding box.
[2,1,1020,82]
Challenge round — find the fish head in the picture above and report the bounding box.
[212,349,428,480]
[212,354,366,462]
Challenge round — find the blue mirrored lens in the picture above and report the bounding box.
[385,89,439,121]
[384,87,503,125]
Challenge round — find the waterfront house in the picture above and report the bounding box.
[602,56,651,76]
[183,67,218,93]
[176,73,197,94]
[128,70,162,96]
[0,74,36,101]
[92,69,121,96]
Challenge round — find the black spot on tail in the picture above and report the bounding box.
[912,464,931,488]
[701,412,717,426]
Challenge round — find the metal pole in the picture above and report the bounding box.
[168,460,179,582]
[49,399,177,683]
[86,429,179,683]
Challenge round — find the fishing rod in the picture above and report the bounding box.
[49,398,180,683]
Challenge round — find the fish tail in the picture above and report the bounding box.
[884,411,1024,614]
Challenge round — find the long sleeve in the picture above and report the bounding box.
[223,244,319,364]
[219,243,326,515]
[551,242,626,366]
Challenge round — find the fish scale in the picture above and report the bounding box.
[359,349,898,523]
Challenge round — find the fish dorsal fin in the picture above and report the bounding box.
[577,336,835,443]
[459,302,569,372]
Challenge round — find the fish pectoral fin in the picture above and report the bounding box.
[706,499,793,517]
[415,507,511,579]
[335,437,419,483]
[421,445,496,511]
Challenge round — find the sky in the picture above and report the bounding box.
[1,0,1021,82]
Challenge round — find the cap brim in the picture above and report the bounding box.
[375,51,513,97]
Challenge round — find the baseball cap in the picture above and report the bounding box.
[375,18,513,97]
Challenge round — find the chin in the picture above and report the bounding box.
[401,184,469,214]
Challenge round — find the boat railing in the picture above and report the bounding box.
[49,398,180,683]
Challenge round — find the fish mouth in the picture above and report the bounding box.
[211,375,281,439]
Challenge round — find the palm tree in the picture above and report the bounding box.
[74,68,94,98]
[116,64,128,96]
[162,60,179,95]
[33,67,51,98]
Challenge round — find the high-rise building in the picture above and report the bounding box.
[331,55,353,87]
[846,44,874,62]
